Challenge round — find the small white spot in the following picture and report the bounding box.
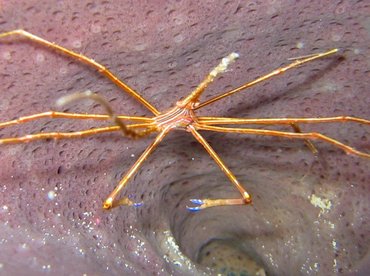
[2,51,11,60]
[56,96,67,107]
[131,154,135,158]
[72,39,82,49]
[173,261,182,267]
[59,67,68,75]
[332,239,338,250]
[296,41,304,49]
[35,53,45,63]
[42,264,51,271]
[328,221,335,229]
[309,194,332,215]
[47,190,56,201]
[331,33,342,42]
[353,48,360,55]
[168,62,177,70]
[91,24,101,34]
[333,258,338,270]
[335,3,347,15]
[0,205,8,214]
[173,15,185,25]
[134,43,147,51]
[174,34,184,44]
[18,243,29,252]
[210,52,239,77]
[78,248,85,256]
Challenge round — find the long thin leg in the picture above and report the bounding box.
[197,116,370,126]
[187,125,251,211]
[195,48,338,109]
[0,123,155,145]
[56,90,156,138]
[198,116,370,156]
[0,111,153,129]
[195,124,370,158]
[0,29,160,115]
[103,127,170,209]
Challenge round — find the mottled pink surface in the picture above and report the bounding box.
[0,0,369,275]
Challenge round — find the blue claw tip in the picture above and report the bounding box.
[189,199,203,205]
[133,202,143,208]
[186,206,201,212]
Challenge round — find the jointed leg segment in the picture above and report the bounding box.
[0,29,160,115]
[197,116,370,125]
[0,126,122,144]
[0,111,152,129]
[187,125,251,211]
[0,90,157,144]
[195,124,370,159]
[103,127,170,209]
[289,123,318,156]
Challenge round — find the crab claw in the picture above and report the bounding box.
[189,199,204,205]
[186,206,202,212]
[186,199,205,212]
[133,201,144,208]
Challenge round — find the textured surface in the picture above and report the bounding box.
[0,0,369,275]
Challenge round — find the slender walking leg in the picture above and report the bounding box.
[197,116,370,125]
[0,111,152,129]
[196,49,339,109]
[195,125,370,159]
[103,127,170,209]
[187,125,251,211]
[0,30,159,115]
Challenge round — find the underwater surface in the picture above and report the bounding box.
[0,1,369,275]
